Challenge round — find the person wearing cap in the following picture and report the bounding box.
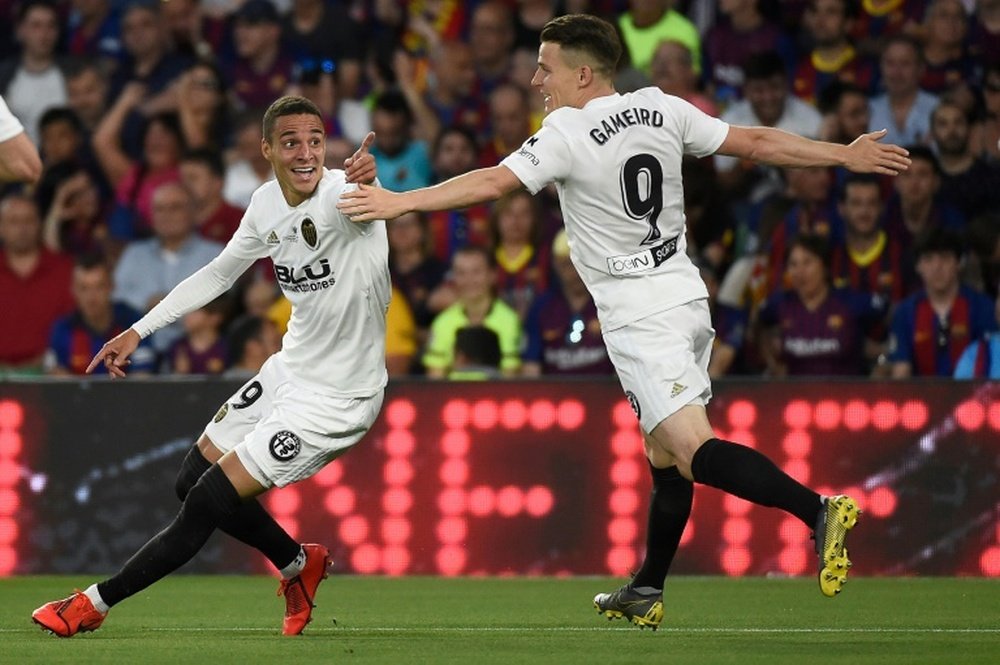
[227,0,295,110]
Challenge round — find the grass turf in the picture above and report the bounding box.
[2,576,998,664]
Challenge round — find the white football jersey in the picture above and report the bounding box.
[0,95,25,143]
[134,169,390,397]
[501,87,729,331]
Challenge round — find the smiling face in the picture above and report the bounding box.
[262,114,326,207]
[531,42,583,114]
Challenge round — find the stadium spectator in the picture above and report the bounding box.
[930,101,1000,221]
[793,0,876,105]
[175,61,231,153]
[887,228,998,377]
[682,156,735,274]
[412,40,487,144]
[702,0,790,110]
[818,81,872,145]
[97,105,184,241]
[469,2,517,97]
[448,325,503,380]
[964,213,1000,299]
[369,90,433,192]
[283,0,364,100]
[919,0,975,94]
[762,166,840,293]
[970,0,1000,70]
[0,193,74,372]
[42,167,108,257]
[867,35,938,146]
[715,53,823,206]
[161,0,226,62]
[384,286,419,376]
[179,149,245,244]
[423,246,521,378]
[37,108,87,171]
[883,145,964,250]
[480,83,534,166]
[522,230,613,376]
[428,126,491,262]
[831,174,910,303]
[113,182,224,352]
[0,94,42,183]
[976,63,1000,163]
[64,59,108,134]
[0,0,67,144]
[850,0,925,59]
[45,254,155,375]
[167,295,230,374]
[758,234,887,376]
[222,314,280,379]
[954,331,1000,378]
[223,112,273,210]
[227,0,294,112]
[65,0,122,62]
[387,211,451,341]
[618,0,700,78]
[491,189,550,321]
[290,60,371,149]
[650,40,717,118]
[512,0,559,51]
[108,0,193,159]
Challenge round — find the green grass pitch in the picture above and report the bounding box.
[2,576,998,664]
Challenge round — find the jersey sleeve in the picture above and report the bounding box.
[521,298,545,363]
[952,341,980,379]
[887,302,914,364]
[500,124,573,195]
[0,95,24,143]
[661,93,729,158]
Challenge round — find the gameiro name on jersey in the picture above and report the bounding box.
[500,87,729,332]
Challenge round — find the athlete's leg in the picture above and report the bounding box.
[96,451,267,608]
[173,435,301,573]
[646,405,822,527]
[629,440,692,592]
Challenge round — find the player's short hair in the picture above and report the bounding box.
[262,96,323,145]
[540,14,621,80]
[838,174,882,201]
[181,148,226,178]
[915,227,964,261]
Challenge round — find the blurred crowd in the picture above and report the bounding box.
[0,0,999,381]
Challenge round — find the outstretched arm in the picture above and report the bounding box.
[717,126,911,175]
[338,165,523,222]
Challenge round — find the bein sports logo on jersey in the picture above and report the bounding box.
[606,236,678,276]
[269,430,302,461]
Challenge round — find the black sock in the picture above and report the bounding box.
[175,445,300,570]
[690,438,821,527]
[631,464,693,591]
[98,465,242,607]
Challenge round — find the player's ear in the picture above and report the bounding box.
[578,65,592,86]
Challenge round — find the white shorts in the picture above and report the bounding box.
[603,299,714,434]
[204,355,385,488]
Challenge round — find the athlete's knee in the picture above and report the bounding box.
[182,464,243,524]
[175,444,212,501]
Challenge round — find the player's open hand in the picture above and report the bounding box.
[86,328,141,378]
[337,183,407,222]
[844,129,911,175]
[344,132,376,184]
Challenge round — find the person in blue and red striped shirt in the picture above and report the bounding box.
[888,228,998,377]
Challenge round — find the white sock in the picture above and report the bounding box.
[279,546,306,579]
[83,584,110,614]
